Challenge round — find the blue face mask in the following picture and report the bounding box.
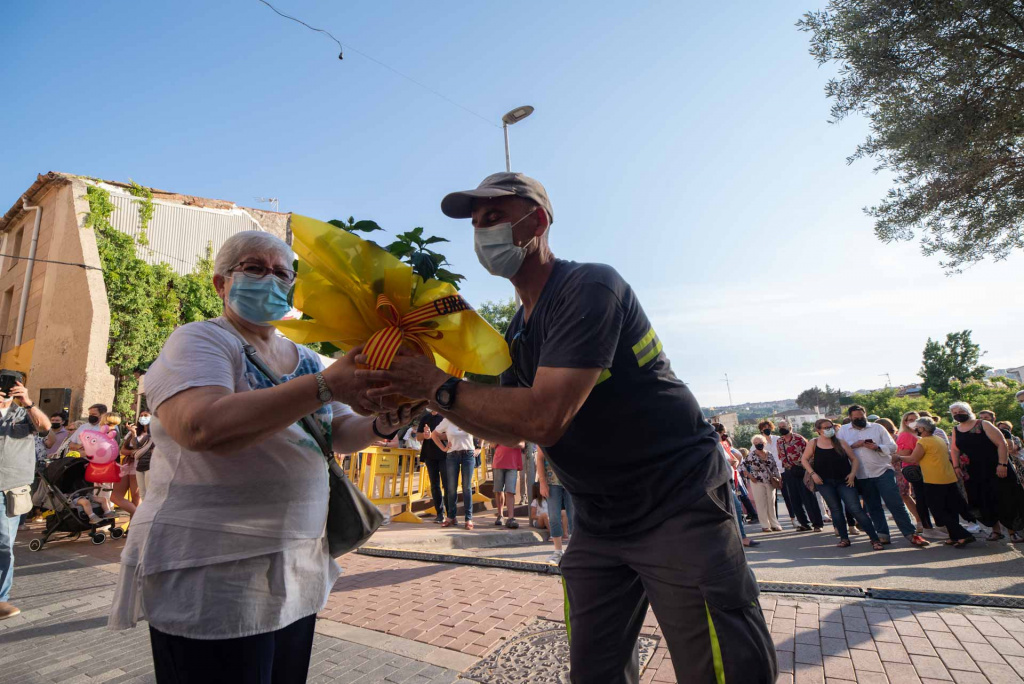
[227,272,291,326]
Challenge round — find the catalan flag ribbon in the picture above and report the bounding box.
[273,215,510,378]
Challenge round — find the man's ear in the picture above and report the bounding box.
[213,273,227,298]
[534,207,550,235]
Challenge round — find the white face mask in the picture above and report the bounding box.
[138,416,151,426]
[474,209,540,278]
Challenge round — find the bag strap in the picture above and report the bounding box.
[206,319,334,463]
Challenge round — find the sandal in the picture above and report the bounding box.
[871,541,884,551]
[761,528,771,533]
[837,539,851,548]
[908,534,930,547]
[441,519,455,528]
[465,521,474,530]
[954,537,976,549]
[944,539,957,546]
[986,532,1005,541]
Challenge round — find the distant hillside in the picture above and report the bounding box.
[702,398,800,423]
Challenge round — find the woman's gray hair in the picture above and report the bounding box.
[914,416,937,434]
[214,230,293,277]
[949,401,975,419]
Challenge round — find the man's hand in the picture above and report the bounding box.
[539,480,550,499]
[354,353,450,408]
[851,440,865,449]
[7,381,30,405]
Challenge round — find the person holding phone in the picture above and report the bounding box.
[837,405,929,548]
[0,379,51,620]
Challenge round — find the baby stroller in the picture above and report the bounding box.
[28,456,126,551]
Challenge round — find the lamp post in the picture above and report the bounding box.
[501,106,534,172]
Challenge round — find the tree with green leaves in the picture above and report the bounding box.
[799,2,1024,271]
[846,387,932,425]
[477,298,517,336]
[796,384,847,414]
[919,329,990,393]
[84,185,223,418]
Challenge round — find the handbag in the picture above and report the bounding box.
[901,464,923,483]
[802,469,816,492]
[4,485,32,517]
[209,320,383,556]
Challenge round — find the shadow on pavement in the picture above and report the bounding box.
[0,616,110,643]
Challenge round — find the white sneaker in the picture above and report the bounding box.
[965,523,982,534]
[548,550,563,564]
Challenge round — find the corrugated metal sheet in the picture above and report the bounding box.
[108,194,262,275]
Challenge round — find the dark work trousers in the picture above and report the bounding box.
[560,483,777,684]
[925,482,971,541]
[782,466,824,528]
[150,613,316,684]
[910,479,933,528]
[423,458,446,519]
[776,479,796,522]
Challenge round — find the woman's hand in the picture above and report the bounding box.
[845,473,856,488]
[321,345,377,416]
[373,402,424,435]
[997,463,1009,479]
[811,473,824,486]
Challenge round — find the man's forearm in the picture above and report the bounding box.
[439,383,554,446]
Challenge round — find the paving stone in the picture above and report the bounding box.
[882,662,922,684]
[823,656,856,680]
[976,661,1024,684]
[874,642,910,664]
[909,655,952,681]
[926,631,964,651]
[934,649,979,673]
[796,643,824,666]
[902,636,938,656]
[821,637,850,657]
[850,650,885,673]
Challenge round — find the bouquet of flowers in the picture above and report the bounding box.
[275,215,511,377]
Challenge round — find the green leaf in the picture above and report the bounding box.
[409,252,438,281]
[351,220,384,233]
[327,219,352,230]
[385,241,416,258]
[423,236,449,245]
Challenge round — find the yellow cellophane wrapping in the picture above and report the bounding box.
[274,215,512,377]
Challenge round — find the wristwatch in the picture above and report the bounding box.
[435,377,462,411]
[313,372,333,405]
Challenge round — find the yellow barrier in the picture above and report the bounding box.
[349,446,424,524]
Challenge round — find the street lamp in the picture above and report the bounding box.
[501,105,534,172]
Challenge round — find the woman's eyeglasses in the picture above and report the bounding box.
[229,261,297,284]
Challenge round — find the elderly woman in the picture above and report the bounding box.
[894,411,931,533]
[109,231,413,681]
[741,435,782,533]
[904,417,973,548]
[950,401,1024,542]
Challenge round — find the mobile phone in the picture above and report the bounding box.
[0,369,25,396]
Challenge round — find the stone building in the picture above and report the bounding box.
[0,172,290,419]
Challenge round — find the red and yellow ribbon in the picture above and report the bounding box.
[363,293,471,370]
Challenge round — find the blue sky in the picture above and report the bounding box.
[3,1,1021,406]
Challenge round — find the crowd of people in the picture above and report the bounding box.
[715,397,1024,551]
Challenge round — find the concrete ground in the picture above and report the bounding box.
[367,508,1024,597]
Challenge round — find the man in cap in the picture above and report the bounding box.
[356,173,776,683]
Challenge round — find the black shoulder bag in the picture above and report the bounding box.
[210,320,383,556]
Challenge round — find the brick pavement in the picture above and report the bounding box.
[324,553,1024,684]
[0,544,462,684]
[5,533,1024,683]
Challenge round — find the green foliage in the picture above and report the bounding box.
[928,377,1023,430]
[330,218,465,290]
[847,387,932,426]
[795,384,848,414]
[477,298,517,336]
[798,422,817,440]
[919,330,990,393]
[126,180,154,247]
[731,423,761,450]
[798,2,1024,271]
[83,184,222,419]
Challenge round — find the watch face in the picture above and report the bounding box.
[318,388,333,403]
[437,389,451,406]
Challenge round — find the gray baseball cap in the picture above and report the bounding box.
[441,172,553,224]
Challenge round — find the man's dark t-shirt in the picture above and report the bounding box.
[500,259,726,536]
[417,413,445,462]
